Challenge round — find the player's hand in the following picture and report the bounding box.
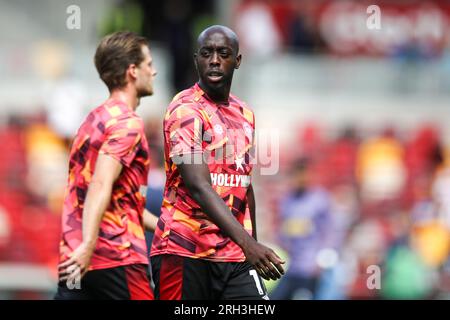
[242,238,285,281]
[58,242,94,283]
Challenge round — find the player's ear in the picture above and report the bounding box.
[193,53,198,71]
[235,54,242,69]
[128,64,138,80]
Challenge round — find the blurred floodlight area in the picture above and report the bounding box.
[1,0,450,300]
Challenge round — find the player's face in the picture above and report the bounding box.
[135,45,157,97]
[195,32,241,91]
[293,168,311,190]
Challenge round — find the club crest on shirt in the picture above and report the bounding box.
[214,124,224,135]
[243,122,252,137]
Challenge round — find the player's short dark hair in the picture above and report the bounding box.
[94,31,149,91]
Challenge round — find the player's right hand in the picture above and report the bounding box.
[242,238,285,281]
[58,242,93,283]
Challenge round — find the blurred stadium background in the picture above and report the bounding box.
[1,0,450,299]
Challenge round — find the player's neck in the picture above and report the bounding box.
[198,81,230,105]
[109,88,139,111]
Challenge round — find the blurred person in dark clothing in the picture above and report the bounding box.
[271,157,335,300]
[287,1,325,53]
[143,118,165,256]
[163,0,195,93]
[138,0,214,94]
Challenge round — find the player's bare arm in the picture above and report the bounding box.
[178,162,285,281]
[143,208,159,233]
[247,184,257,241]
[58,154,122,283]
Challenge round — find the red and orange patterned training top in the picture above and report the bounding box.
[151,83,256,262]
[59,99,150,270]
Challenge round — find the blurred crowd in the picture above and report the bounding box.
[261,122,450,299]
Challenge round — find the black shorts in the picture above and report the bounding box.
[54,263,153,300]
[151,254,269,300]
